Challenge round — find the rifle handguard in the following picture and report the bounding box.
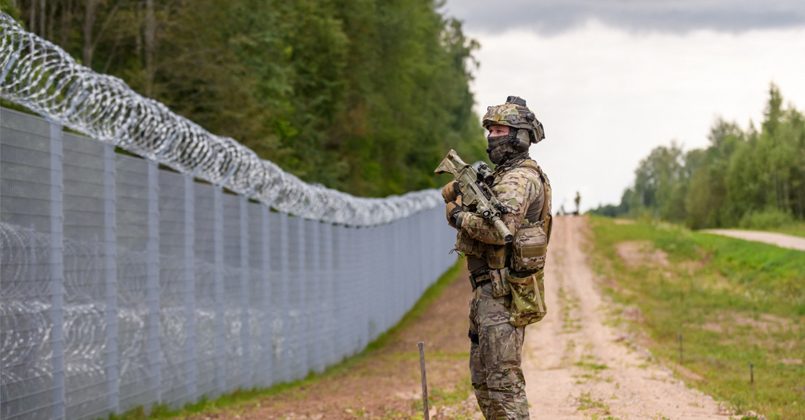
[493,218,514,244]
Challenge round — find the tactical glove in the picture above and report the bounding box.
[445,195,463,228]
[441,181,461,203]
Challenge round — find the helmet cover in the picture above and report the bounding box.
[482,96,545,144]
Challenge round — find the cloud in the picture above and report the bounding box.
[443,0,805,35]
[466,23,805,210]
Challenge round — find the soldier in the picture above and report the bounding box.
[443,96,551,419]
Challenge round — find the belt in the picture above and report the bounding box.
[469,271,492,290]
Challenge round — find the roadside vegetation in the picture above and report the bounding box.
[588,216,804,419]
[766,221,805,239]
[591,86,804,232]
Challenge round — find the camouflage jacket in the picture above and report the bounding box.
[454,158,545,265]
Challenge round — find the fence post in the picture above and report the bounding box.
[103,143,120,414]
[213,186,225,395]
[331,224,342,360]
[375,225,383,333]
[288,216,309,379]
[400,218,407,310]
[48,120,66,420]
[259,207,272,386]
[345,226,355,353]
[430,210,437,282]
[364,226,371,347]
[409,219,414,305]
[340,225,349,354]
[376,225,384,334]
[239,197,251,389]
[419,212,426,291]
[183,174,197,403]
[358,226,368,350]
[407,216,415,307]
[277,212,289,382]
[322,222,335,368]
[372,225,380,337]
[396,220,403,321]
[146,160,161,404]
[310,220,321,373]
[390,221,397,324]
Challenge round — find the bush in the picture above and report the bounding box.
[738,208,795,229]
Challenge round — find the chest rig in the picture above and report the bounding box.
[454,158,552,271]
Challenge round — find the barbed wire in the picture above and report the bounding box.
[0,12,441,226]
[0,220,263,390]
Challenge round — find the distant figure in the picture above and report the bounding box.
[559,204,567,216]
[441,96,551,418]
[574,191,581,215]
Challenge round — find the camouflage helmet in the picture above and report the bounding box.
[482,96,545,144]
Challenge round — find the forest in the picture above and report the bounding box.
[592,85,805,230]
[0,0,486,197]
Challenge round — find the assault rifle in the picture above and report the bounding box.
[434,149,513,243]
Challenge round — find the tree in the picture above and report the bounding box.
[4,0,486,197]
[600,84,803,229]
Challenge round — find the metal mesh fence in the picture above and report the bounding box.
[0,12,441,226]
[0,107,457,419]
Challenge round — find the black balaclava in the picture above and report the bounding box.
[486,127,530,165]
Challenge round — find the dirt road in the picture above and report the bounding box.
[183,216,734,419]
[703,229,805,251]
[522,216,730,419]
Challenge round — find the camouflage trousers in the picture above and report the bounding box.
[469,282,529,419]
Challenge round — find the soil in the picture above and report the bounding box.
[523,217,731,419]
[190,217,734,419]
[703,229,805,251]
[185,265,479,419]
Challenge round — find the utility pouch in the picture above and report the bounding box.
[511,223,548,272]
[454,230,485,258]
[506,269,547,327]
[485,246,507,269]
[489,269,510,298]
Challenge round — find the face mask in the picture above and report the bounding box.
[486,132,517,164]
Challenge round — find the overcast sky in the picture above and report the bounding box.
[442,0,805,212]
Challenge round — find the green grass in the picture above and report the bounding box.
[588,216,805,420]
[575,391,611,415]
[412,375,475,418]
[767,221,805,239]
[109,259,465,419]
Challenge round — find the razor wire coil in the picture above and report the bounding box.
[0,12,441,226]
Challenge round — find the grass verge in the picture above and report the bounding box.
[587,216,804,420]
[767,221,805,239]
[110,258,465,419]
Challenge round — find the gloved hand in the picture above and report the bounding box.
[441,181,461,203]
[445,195,464,228]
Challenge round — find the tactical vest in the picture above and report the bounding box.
[517,160,551,233]
[455,158,552,270]
[502,159,552,327]
[510,160,552,272]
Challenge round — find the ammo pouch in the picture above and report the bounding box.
[506,269,547,327]
[489,269,510,298]
[486,246,507,269]
[511,222,548,272]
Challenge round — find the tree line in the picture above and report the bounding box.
[591,85,804,229]
[1,0,486,197]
